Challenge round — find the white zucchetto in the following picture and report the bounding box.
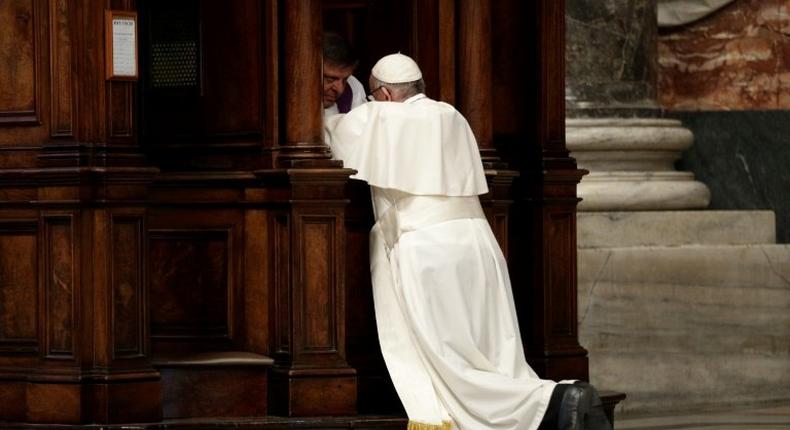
[371,53,423,84]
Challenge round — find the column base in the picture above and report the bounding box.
[567,117,712,211]
[578,172,710,211]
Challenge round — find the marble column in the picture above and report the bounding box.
[566,0,710,210]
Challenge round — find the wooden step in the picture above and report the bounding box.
[152,351,274,419]
[0,415,410,429]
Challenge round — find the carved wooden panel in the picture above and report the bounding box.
[112,215,145,358]
[149,229,231,341]
[547,211,574,337]
[0,221,38,354]
[0,0,40,125]
[49,0,73,136]
[301,218,337,352]
[108,82,134,139]
[243,209,271,353]
[43,214,75,359]
[274,213,290,356]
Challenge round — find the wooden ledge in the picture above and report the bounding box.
[152,351,274,368]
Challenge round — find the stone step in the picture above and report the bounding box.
[578,210,776,248]
[578,243,790,416]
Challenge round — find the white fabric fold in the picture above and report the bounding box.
[368,189,556,430]
[325,94,489,197]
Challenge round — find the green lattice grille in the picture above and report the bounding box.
[151,40,198,88]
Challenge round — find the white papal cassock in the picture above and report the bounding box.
[325,94,556,430]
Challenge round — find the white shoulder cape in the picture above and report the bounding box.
[324,94,489,196]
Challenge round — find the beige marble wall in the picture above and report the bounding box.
[658,0,790,110]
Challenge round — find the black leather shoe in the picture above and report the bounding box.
[557,382,612,430]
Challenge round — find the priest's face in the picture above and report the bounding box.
[323,63,355,108]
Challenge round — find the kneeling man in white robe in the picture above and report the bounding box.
[324,53,611,430]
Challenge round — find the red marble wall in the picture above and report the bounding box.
[658,0,790,110]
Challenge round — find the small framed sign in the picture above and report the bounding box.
[105,10,138,80]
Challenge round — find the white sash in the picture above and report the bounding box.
[374,195,485,251]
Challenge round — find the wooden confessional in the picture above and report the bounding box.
[0,0,592,426]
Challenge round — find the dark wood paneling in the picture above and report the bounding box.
[49,0,73,137]
[111,215,145,358]
[547,211,574,337]
[108,82,134,139]
[285,375,356,416]
[436,0,456,104]
[201,0,262,135]
[491,0,526,136]
[283,0,322,147]
[43,214,76,360]
[409,0,441,100]
[160,368,267,419]
[0,0,40,125]
[243,209,271,354]
[0,221,38,354]
[273,213,290,356]
[301,218,336,352]
[457,0,494,151]
[25,383,81,423]
[268,169,356,417]
[495,0,589,381]
[149,229,231,342]
[263,0,279,150]
[0,382,26,421]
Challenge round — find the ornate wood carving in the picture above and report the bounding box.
[0,0,40,125]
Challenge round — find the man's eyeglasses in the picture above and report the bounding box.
[367,86,384,101]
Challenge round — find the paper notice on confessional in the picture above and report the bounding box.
[111,17,137,77]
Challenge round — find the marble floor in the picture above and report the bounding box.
[616,404,790,429]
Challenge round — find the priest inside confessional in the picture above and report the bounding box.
[0,1,616,428]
